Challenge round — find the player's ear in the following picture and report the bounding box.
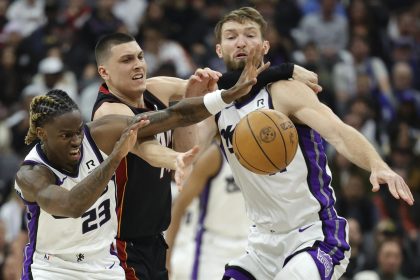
[215,44,223,58]
[36,127,46,142]
[263,40,270,55]
[98,65,109,81]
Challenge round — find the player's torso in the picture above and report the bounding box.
[15,126,117,256]
[200,151,251,238]
[216,88,338,232]
[93,87,173,239]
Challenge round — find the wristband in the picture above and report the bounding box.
[203,90,232,115]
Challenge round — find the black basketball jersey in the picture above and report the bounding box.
[92,84,172,240]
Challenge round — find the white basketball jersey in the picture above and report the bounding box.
[216,88,345,236]
[15,125,118,260]
[199,148,251,238]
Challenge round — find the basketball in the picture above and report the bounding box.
[232,109,298,175]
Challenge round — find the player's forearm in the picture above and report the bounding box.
[173,125,198,152]
[334,125,388,172]
[135,140,178,170]
[66,153,122,217]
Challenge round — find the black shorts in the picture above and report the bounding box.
[116,234,169,280]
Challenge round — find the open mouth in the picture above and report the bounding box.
[69,148,81,161]
[235,52,248,59]
[132,73,144,80]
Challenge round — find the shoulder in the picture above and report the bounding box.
[146,76,188,102]
[16,164,56,201]
[93,102,134,120]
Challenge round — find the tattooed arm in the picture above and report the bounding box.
[15,120,148,218]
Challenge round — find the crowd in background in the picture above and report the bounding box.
[0,0,418,279]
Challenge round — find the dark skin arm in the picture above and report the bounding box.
[15,119,149,218]
[92,46,270,154]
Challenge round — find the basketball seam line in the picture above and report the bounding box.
[261,110,288,166]
[247,112,279,171]
[234,116,267,173]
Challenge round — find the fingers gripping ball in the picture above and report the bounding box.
[232,109,298,175]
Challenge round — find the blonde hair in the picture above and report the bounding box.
[25,90,78,145]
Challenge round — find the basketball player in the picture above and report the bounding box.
[91,32,319,280]
[14,48,268,279]
[166,142,251,280]
[193,7,414,280]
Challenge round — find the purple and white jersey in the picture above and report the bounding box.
[216,87,348,244]
[15,126,118,271]
[198,149,250,238]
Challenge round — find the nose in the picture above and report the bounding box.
[236,35,246,48]
[71,133,82,146]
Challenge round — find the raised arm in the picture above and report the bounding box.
[271,80,414,205]
[15,119,148,218]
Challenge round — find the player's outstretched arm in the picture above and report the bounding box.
[271,80,414,206]
[15,118,149,218]
[135,46,269,138]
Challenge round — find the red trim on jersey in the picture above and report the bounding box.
[115,158,128,237]
[116,239,139,280]
[99,84,111,95]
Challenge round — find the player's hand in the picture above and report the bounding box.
[292,64,322,94]
[222,45,270,103]
[111,117,150,162]
[174,146,200,191]
[370,167,414,205]
[185,68,222,97]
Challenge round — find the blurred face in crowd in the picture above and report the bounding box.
[378,240,403,276]
[98,41,147,97]
[216,20,269,71]
[392,62,412,90]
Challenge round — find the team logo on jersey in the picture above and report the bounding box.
[316,248,333,278]
[86,160,96,170]
[220,125,235,154]
[76,253,85,262]
[260,127,276,143]
[257,99,264,107]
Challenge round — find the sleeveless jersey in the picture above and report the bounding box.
[92,84,172,239]
[15,125,118,264]
[198,147,251,238]
[216,88,348,245]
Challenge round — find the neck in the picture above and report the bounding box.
[107,84,145,108]
[41,143,77,174]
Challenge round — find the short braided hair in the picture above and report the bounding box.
[25,89,79,145]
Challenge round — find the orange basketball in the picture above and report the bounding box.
[232,109,298,175]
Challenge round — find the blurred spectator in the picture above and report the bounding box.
[6,0,45,37]
[0,122,19,205]
[333,36,394,122]
[113,0,146,36]
[0,220,6,275]
[335,171,378,233]
[293,41,336,109]
[293,0,348,63]
[32,56,78,103]
[61,0,91,31]
[391,61,420,110]
[141,24,194,78]
[5,83,42,157]
[0,46,21,106]
[0,192,24,243]
[78,0,126,51]
[341,218,370,279]
[375,239,409,280]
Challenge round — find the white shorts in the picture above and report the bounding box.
[26,250,124,280]
[172,230,248,280]
[224,221,350,280]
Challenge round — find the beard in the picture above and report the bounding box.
[224,57,247,71]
